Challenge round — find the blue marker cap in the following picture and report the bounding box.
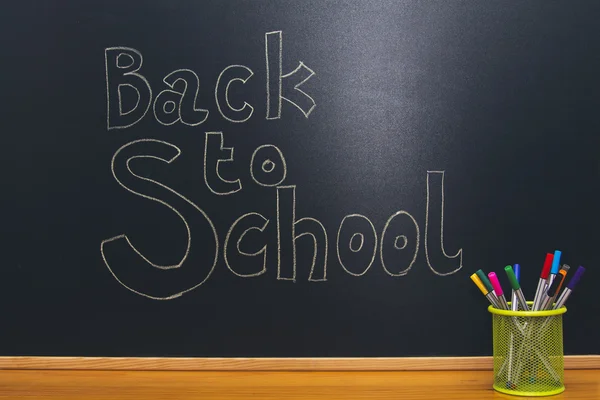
[514,264,520,283]
[551,250,562,274]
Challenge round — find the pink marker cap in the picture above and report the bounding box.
[488,272,503,296]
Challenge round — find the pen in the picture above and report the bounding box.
[507,264,520,390]
[505,265,529,311]
[554,266,585,309]
[532,265,565,383]
[559,264,570,279]
[470,273,500,308]
[532,253,553,311]
[505,264,521,389]
[547,265,570,309]
[536,266,571,340]
[510,264,520,311]
[475,269,499,305]
[546,250,562,289]
[540,269,567,310]
[488,272,509,310]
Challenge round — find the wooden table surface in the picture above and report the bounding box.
[0,369,598,399]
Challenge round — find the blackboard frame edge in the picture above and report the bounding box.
[0,356,598,371]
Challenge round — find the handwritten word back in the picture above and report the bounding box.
[104,31,315,130]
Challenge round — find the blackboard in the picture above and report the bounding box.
[2,0,599,358]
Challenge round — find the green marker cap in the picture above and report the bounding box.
[476,269,494,293]
[504,265,520,290]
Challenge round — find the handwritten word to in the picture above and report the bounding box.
[104,31,315,130]
[101,32,463,300]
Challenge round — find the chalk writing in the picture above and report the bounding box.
[215,65,254,123]
[380,211,420,277]
[204,132,242,195]
[337,214,378,277]
[424,171,463,276]
[101,31,463,300]
[104,31,315,128]
[100,139,218,300]
[250,145,287,187]
[225,212,269,277]
[276,186,296,281]
[265,31,316,119]
[105,47,152,130]
[153,69,209,126]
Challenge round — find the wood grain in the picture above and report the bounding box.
[0,355,599,371]
[0,369,598,399]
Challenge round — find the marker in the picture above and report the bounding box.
[532,254,553,311]
[505,264,521,389]
[554,265,569,291]
[554,266,585,309]
[475,269,499,304]
[549,265,570,307]
[546,250,562,288]
[488,272,509,310]
[533,263,564,383]
[505,265,529,311]
[510,264,520,311]
[470,273,500,308]
[540,269,567,310]
[539,266,575,331]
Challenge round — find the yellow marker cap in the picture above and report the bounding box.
[470,273,488,295]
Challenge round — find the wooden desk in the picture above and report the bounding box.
[0,369,598,399]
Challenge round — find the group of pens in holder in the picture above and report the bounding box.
[470,250,585,314]
[470,250,585,397]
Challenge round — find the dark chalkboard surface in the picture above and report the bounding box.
[1,0,599,358]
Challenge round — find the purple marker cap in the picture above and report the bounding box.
[566,266,585,290]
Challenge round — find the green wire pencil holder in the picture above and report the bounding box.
[488,302,566,397]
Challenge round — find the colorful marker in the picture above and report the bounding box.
[505,265,529,311]
[475,269,499,304]
[538,265,580,335]
[533,253,553,311]
[510,264,520,311]
[546,250,562,288]
[554,265,570,293]
[540,269,567,310]
[549,265,570,308]
[531,262,565,384]
[553,266,585,309]
[488,272,509,310]
[470,273,500,308]
[507,264,521,389]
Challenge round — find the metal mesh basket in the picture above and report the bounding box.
[489,302,566,397]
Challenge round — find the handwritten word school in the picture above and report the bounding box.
[101,31,463,300]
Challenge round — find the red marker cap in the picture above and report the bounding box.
[541,253,553,279]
